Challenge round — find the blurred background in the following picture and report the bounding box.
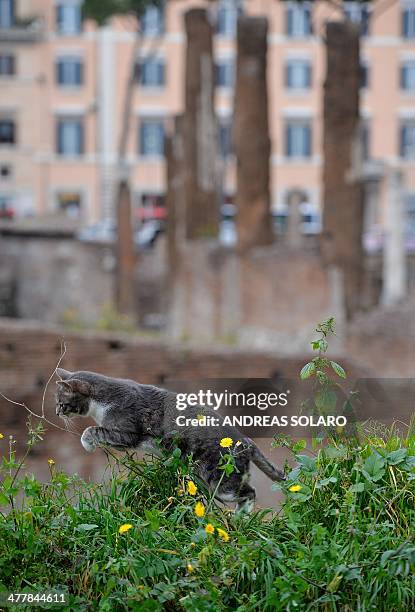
[1,0,415,506]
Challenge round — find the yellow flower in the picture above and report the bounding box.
[190,542,196,547]
[194,502,205,518]
[196,414,205,422]
[187,563,194,572]
[187,481,197,496]
[220,437,233,449]
[0,433,3,439]
[217,527,230,542]
[118,523,133,534]
[288,484,302,493]
[47,458,55,466]
[205,523,215,535]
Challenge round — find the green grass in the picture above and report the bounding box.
[1,424,415,611]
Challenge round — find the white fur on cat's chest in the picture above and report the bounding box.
[87,400,109,425]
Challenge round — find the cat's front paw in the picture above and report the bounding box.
[81,428,96,453]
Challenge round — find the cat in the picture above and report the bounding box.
[55,368,286,512]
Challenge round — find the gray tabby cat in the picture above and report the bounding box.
[55,368,285,512]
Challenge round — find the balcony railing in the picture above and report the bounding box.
[0,17,44,43]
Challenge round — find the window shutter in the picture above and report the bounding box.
[286,124,292,156]
[400,125,406,157]
[57,121,63,154]
[157,123,164,154]
[306,64,311,88]
[78,121,84,154]
[306,6,312,35]
[305,125,311,157]
[56,5,62,32]
[139,122,145,155]
[286,7,293,36]
[401,66,406,90]
[77,61,83,85]
[286,64,291,88]
[158,62,165,86]
[403,10,409,38]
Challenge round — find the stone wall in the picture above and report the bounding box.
[0,226,167,327]
[169,241,344,353]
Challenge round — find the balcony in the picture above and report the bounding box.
[0,17,44,43]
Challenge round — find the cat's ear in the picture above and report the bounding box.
[56,380,72,391]
[70,379,92,396]
[56,368,73,380]
[56,378,92,396]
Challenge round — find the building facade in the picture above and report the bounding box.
[1,0,415,231]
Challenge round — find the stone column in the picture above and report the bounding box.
[286,190,304,248]
[322,21,364,318]
[115,180,136,318]
[184,9,219,240]
[234,16,273,251]
[382,168,407,306]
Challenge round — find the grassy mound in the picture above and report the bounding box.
[1,427,415,611]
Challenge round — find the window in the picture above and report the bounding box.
[286,3,312,38]
[285,120,312,157]
[401,61,415,91]
[219,121,233,158]
[139,119,164,156]
[0,164,11,178]
[56,2,82,35]
[0,193,14,219]
[344,2,370,36]
[141,6,163,36]
[0,119,15,144]
[0,53,15,76]
[56,57,83,86]
[360,121,370,160]
[285,59,311,90]
[360,62,369,89]
[0,0,13,28]
[56,117,84,156]
[403,7,415,39]
[57,192,81,217]
[216,60,234,88]
[217,2,240,37]
[136,57,165,87]
[400,122,415,159]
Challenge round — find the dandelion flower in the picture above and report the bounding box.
[217,527,230,542]
[187,563,194,572]
[288,484,302,493]
[47,458,55,466]
[187,481,197,496]
[0,433,3,439]
[220,437,233,449]
[196,414,205,422]
[194,502,205,518]
[205,523,215,535]
[119,523,133,534]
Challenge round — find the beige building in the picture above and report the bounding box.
[1,0,415,232]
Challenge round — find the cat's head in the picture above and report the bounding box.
[55,368,92,418]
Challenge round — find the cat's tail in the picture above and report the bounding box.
[249,442,286,482]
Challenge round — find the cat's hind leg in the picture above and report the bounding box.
[212,475,256,514]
